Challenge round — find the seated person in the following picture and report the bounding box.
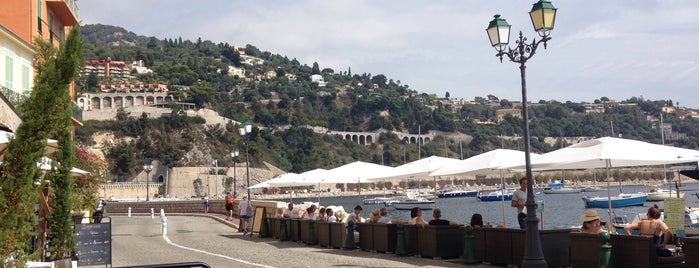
[624,204,672,256]
[324,208,336,223]
[579,209,608,234]
[317,207,326,221]
[302,206,317,220]
[274,207,284,218]
[469,213,491,228]
[368,208,381,223]
[428,208,457,226]
[282,203,296,218]
[408,207,428,227]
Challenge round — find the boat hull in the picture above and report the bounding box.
[477,192,513,202]
[392,201,434,210]
[582,194,647,208]
[437,190,477,198]
[543,187,581,194]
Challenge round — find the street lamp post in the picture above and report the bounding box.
[238,120,253,201]
[144,162,153,201]
[230,148,240,198]
[486,1,557,267]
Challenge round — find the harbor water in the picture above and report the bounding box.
[277,183,699,229]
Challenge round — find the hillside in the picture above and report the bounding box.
[74,24,699,182]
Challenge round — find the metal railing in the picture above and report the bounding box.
[0,85,25,108]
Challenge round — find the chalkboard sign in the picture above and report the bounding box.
[75,219,111,266]
[252,207,266,235]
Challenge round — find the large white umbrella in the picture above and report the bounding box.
[379,155,461,180]
[324,161,395,184]
[506,136,699,224]
[429,149,541,226]
[520,136,699,170]
[0,130,59,160]
[248,172,300,189]
[430,149,538,177]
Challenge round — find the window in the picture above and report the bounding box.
[5,56,13,89]
[22,65,30,93]
[37,0,43,34]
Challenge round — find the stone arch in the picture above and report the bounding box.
[352,134,359,144]
[157,174,164,183]
[125,96,134,107]
[103,97,112,109]
[91,97,101,110]
[402,137,409,144]
[359,135,366,145]
[114,96,124,108]
[366,135,373,144]
[345,134,351,141]
[136,96,145,106]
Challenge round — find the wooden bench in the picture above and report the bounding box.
[298,220,310,244]
[610,234,684,268]
[288,218,301,242]
[482,227,514,266]
[511,228,571,267]
[683,237,699,267]
[569,232,605,267]
[329,222,348,249]
[267,218,281,239]
[472,227,486,263]
[403,225,421,256]
[418,225,465,259]
[316,221,331,248]
[373,223,397,253]
[357,222,374,252]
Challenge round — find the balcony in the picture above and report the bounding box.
[46,0,79,26]
[71,102,83,126]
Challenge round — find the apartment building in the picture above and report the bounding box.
[0,0,81,128]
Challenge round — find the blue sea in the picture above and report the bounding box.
[277,183,699,229]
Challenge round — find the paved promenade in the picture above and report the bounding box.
[89,214,494,268]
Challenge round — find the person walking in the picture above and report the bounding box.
[238,195,253,235]
[225,191,235,220]
[202,193,209,213]
[511,177,527,229]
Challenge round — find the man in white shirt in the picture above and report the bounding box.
[511,177,527,229]
[324,208,336,223]
[282,203,295,218]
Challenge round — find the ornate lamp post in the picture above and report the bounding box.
[238,120,253,201]
[143,162,153,201]
[230,148,240,198]
[486,1,557,267]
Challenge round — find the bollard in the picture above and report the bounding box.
[279,218,289,241]
[343,220,357,250]
[150,208,154,219]
[463,225,478,264]
[160,208,165,218]
[238,218,243,233]
[395,224,407,256]
[161,216,168,236]
[306,220,317,246]
[599,231,612,268]
[128,207,131,217]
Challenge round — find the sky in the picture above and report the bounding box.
[78,1,699,109]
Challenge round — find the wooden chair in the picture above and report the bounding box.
[316,221,331,248]
[403,224,420,256]
[610,234,684,268]
[483,228,514,266]
[417,225,465,259]
[569,232,603,267]
[357,222,374,252]
[373,223,397,253]
[682,237,699,267]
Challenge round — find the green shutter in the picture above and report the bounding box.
[5,56,13,89]
[22,65,30,93]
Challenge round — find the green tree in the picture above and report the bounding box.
[0,26,82,263]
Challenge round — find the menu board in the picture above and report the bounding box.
[75,221,111,266]
[663,198,685,233]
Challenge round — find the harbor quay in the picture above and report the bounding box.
[90,214,480,268]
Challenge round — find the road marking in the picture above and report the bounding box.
[162,235,275,268]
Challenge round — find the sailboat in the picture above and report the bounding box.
[543,174,581,194]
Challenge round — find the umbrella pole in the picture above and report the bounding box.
[606,160,613,230]
[501,170,506,227]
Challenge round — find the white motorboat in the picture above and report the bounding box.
[646,188,684,201]
[391,191,434,210]
[543,186,581,194]
[362,196,399,206]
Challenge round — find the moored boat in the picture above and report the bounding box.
[582,193,647,208]
[437,189,478,198]
[362,196,399,206]
[477,190,512,202]
[581,186,604,192]
[646,188,684,201]
[391,191,434,210]
[543,186,581,194]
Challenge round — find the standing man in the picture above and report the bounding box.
[225,191,235,221]
[511,177,527,229]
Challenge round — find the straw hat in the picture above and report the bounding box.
[579,209,600,222]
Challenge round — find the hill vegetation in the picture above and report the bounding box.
[74,24,699,181]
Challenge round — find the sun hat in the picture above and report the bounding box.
[579,209,600,222]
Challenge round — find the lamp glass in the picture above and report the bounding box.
[486,15,511,49]
[529,0,557,34]
[231,149,239,157]
[238,125,246,135]
[244,120,252,133]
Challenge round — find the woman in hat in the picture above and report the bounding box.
[579,209,607,234]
